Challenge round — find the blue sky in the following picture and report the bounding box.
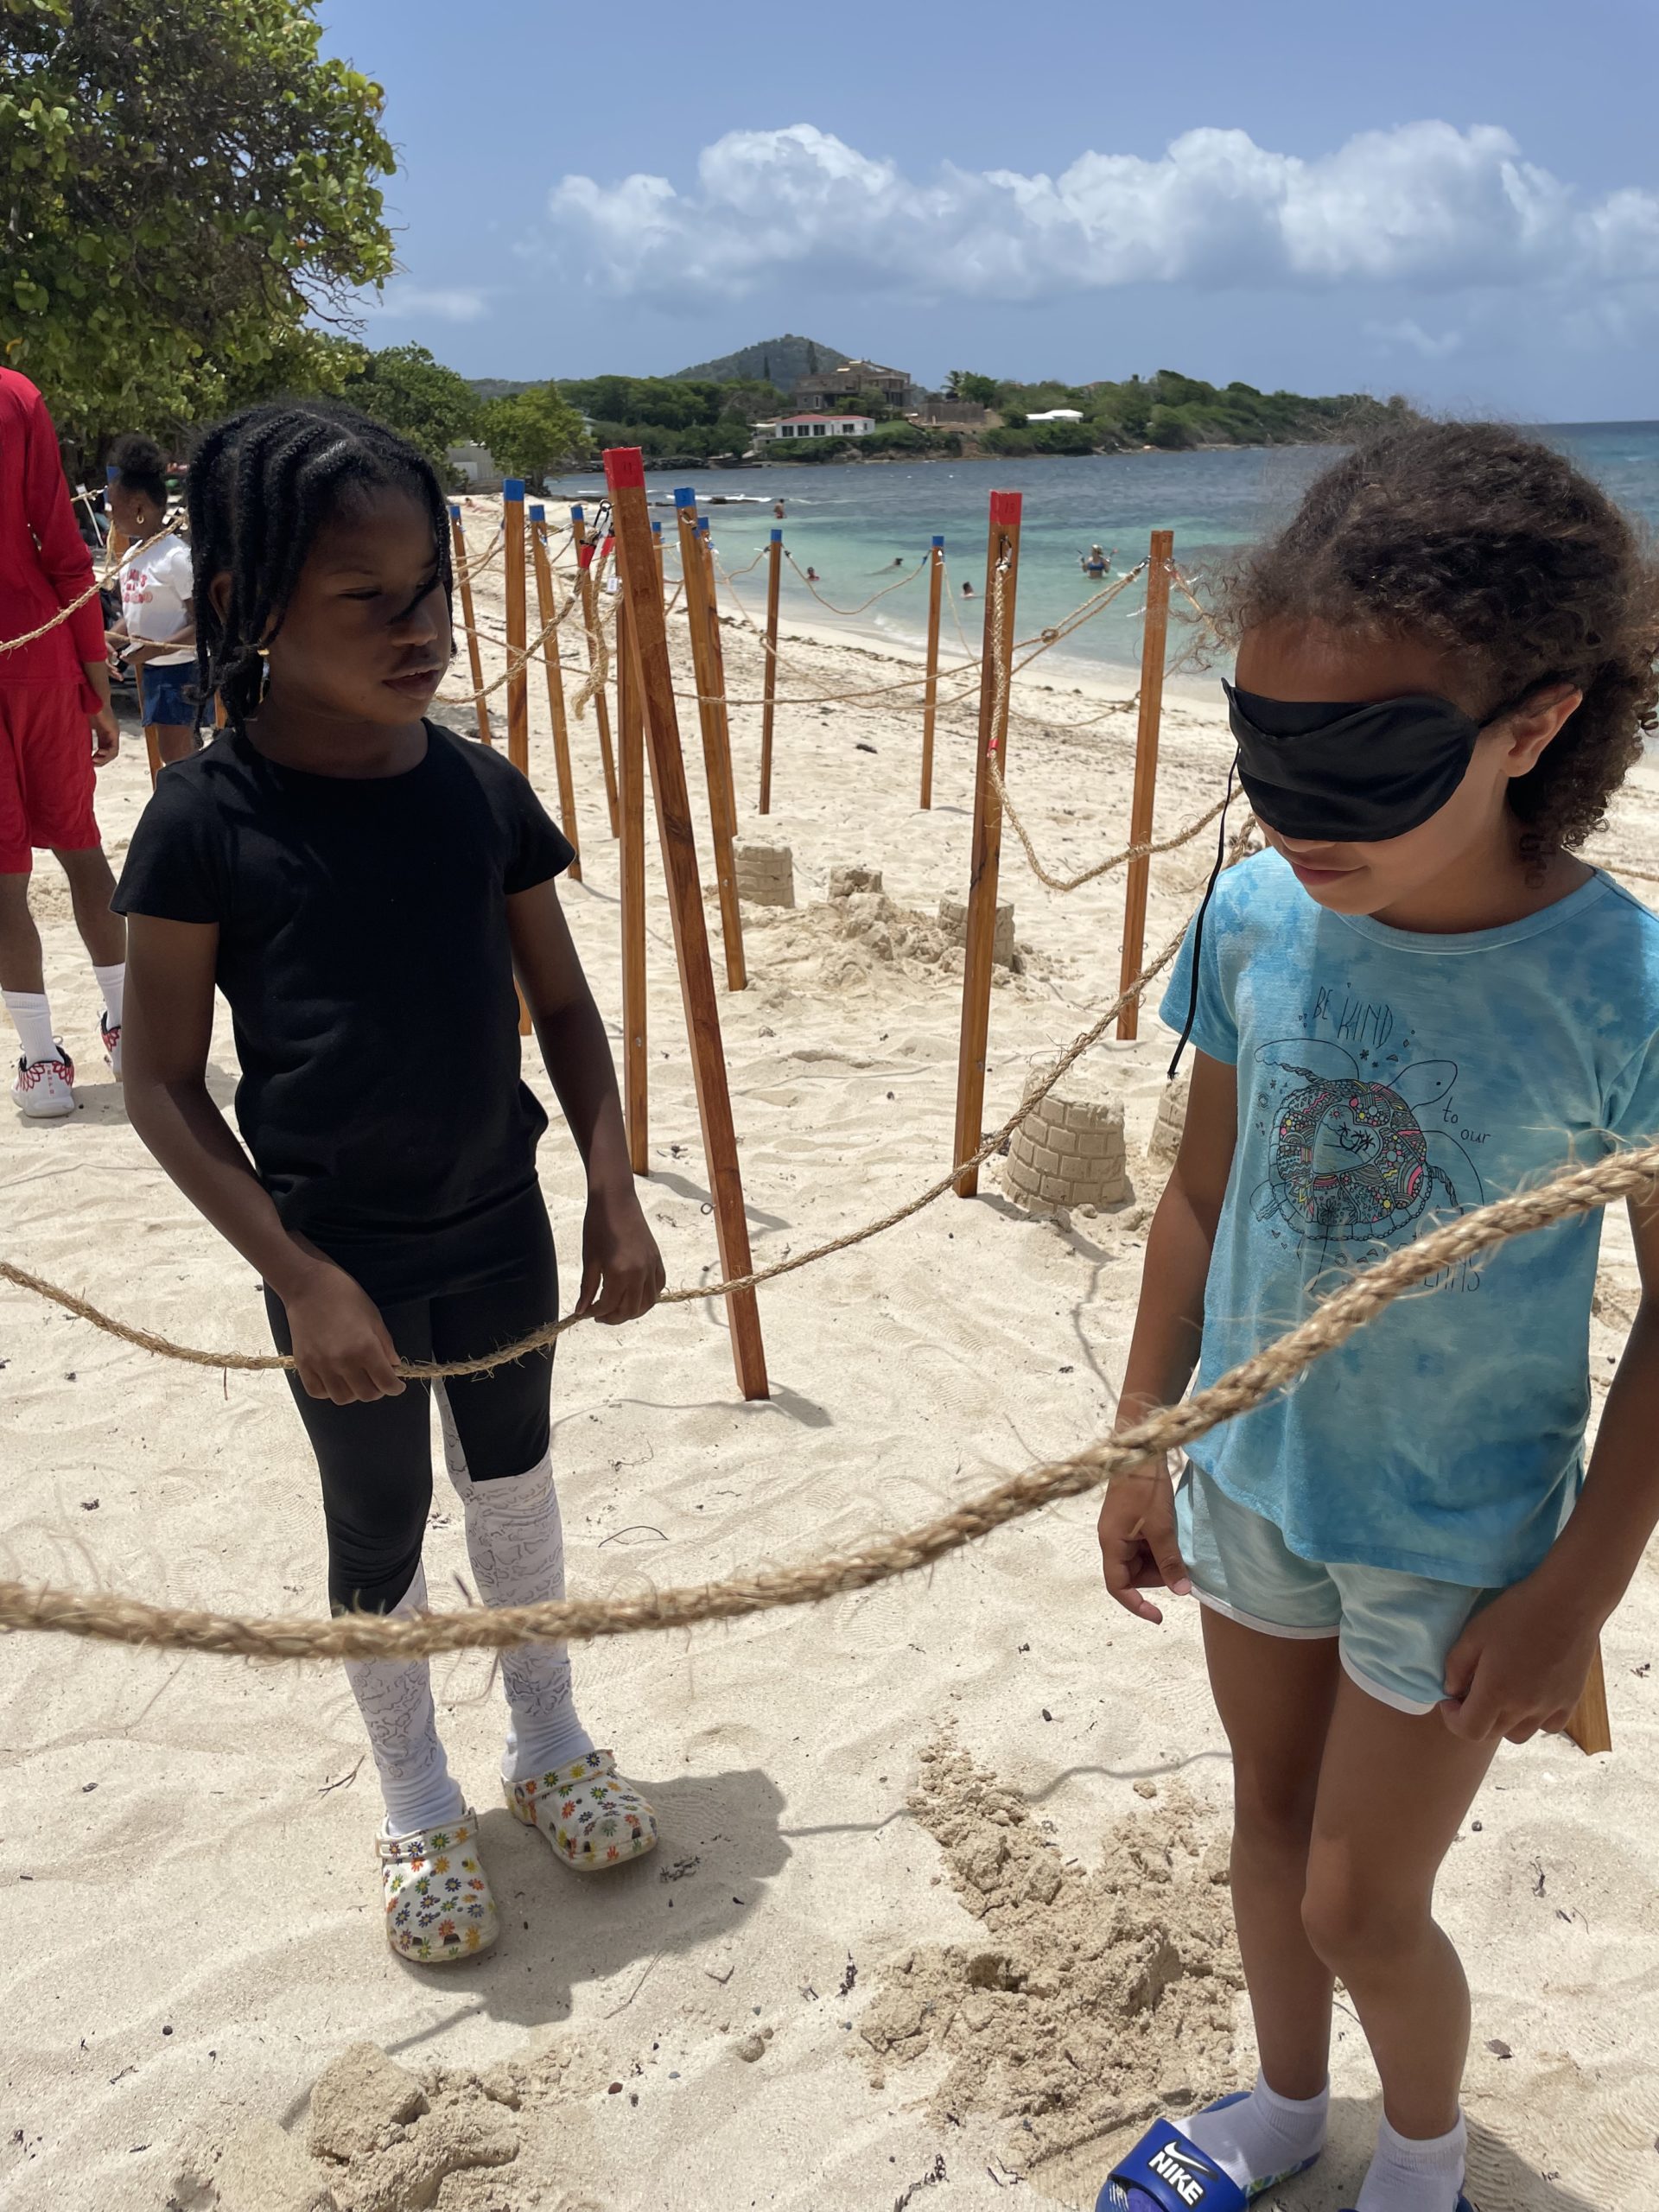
[318,0,1659,418]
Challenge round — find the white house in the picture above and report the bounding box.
[757,414,876,442]
[1027,408,1084,423]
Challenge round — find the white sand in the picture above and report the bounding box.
[3,507,1659,2209]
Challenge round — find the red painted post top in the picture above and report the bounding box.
[604,447,646,490]
[577,541,594,570]
[988,490,1022,525]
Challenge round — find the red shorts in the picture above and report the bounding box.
[0,682,100,874]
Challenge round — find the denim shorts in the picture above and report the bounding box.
[1175,1461,1492,1715]
[139,660,200,728]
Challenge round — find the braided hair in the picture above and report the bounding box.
[188,401,454,735]
[108,432,168,511]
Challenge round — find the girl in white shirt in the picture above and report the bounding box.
[105,434,198,779]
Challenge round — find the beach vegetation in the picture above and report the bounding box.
[340,345,482,471]
[478,382,589,483]
[2,0,395,454]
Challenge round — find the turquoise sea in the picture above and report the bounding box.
[546,422,1659,680]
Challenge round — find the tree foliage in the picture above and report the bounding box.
[342,344,481,468]
[1,0,395,454]
[479,382,588,485]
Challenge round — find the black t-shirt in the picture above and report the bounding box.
[114,722,575,1302]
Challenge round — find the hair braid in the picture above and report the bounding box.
[187,401,454,738]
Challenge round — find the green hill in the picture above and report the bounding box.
[672,334,849,387]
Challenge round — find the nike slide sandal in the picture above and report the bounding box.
[1097,2091,1322,2212]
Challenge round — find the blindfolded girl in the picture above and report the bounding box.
[1097,423,1659,2212]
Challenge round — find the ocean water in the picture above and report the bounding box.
[545,422,1659,681]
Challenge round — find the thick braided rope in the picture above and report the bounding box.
[435,573,593,713]
[0,515,184,655]
[994,768,1232,893]
[3,1135,1654,1661]
[571,551,616,720]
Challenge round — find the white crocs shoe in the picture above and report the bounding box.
[13,1047,74,1120]
[505,1750,658,1872]
[378,1809,499,1963]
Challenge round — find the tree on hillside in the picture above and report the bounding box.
[946,372,1000,407]
[342,344,481,469]
[480,383,588,485]
[2,0,396,454]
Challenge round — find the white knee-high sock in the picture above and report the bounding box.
[342,1564,466,1837]
[3,991,60,1066]
[436,1383,594,1783]
[92,962,124,1028]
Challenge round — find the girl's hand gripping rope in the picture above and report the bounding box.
[574,1184,666,1326]
[283,1257,405,1405]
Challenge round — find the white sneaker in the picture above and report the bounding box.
[100,1014,121,1083]
[13,1047,75,1120]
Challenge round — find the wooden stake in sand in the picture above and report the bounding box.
[529,502,581,881]
[1568,1647,1613,1755]
[672,490,747,991]
[759,525,783,815]
[920,533,944,811]
[606,448,768,1399]
[616,588,649,1175]
[448,505,493,746]
[952,493,1023,1198]
[1116,531,1174,1042]
[570,505,620,838]
[503,479,530,779]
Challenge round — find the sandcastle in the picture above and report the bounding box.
[1004,1052,1129,1212]
[733,837,796,908]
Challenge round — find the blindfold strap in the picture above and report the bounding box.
[1167,756,1238,1083]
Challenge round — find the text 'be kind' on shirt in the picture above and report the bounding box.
[1161,849,1659,1588]
[113,722,575,1302]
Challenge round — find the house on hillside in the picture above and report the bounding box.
[792,359,910,412]
[758,414,876,442]
[910,397,999,429]
[447,441,504,491]
[1027,408,1084,423]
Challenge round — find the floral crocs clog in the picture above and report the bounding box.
[505,1750,658,1872]
[378,1809,499,1962]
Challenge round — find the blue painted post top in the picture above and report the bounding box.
[448,504,461,520]
[770,528,783,543]
[652,519,662,536]
[672,487,696,508]
[932,534,945,549]
[697,517,710,536]
[528,504,544,522]
[570,503,584,521]
[502,479,525,502]
[105,463,118,481]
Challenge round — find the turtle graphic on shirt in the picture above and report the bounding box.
[1250,1039,1481,1243]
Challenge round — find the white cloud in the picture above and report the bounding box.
[537,122,1659,305]
[1363,318,1465,359]
[368,283,489,323]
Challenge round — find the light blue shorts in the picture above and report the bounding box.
[1175,1462,1491,1716]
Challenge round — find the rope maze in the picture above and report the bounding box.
[0,458,1643,1762]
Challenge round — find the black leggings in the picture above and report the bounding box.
[265,1218,557,1616]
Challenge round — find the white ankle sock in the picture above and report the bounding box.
[342,1565,466,1837]
[92,963,124,1029]
[436,1384,595,1784]
[1356,2113,1466,2212]
[1182,2070,1329,2192]
[3,991,59,1067]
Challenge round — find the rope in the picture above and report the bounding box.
[995,772,1233,894]
[433,575,593,713]
[0,513,185,656]
[1169,565,1225,645]
[571,549,615,720]
[3,1128,1651,1661]
[0,855,1253,1387]
[784,550,928,616]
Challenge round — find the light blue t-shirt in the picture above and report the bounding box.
[1160,850,1659,1586]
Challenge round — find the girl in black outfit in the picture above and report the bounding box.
[117,404,665,1964]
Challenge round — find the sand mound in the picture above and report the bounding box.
[860,1729,1241,2174]
[744,888,1055,999]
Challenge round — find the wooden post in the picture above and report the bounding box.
[503,480,530,779]
[448,505,493,747]
[1116,530,1174,1041]
[653,519,664,574]
[529,503,581,882]
[570,505,620,838]
[700,516,747,957]
[951,492,1023,1198]
[616,589,649,1175]
[758,526,783,816]
[1567,1647,1613,1755]
[605,447,768,1401]
[920,533,944,810]
[672,489,747,991]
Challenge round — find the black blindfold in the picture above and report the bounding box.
[1225,683,1484,843]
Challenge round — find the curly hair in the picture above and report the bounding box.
[107,431,168,509]
[1222,422,1659,851]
